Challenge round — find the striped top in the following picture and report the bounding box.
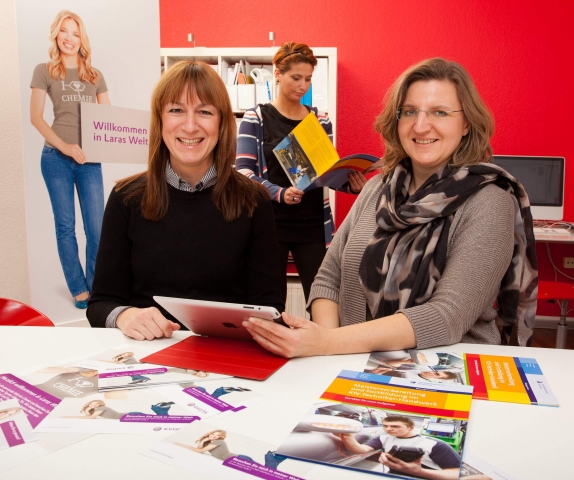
[235,105,336,247]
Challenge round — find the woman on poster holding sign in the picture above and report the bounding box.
[30,10,111,309]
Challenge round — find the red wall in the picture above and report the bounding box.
[160,0,574,317]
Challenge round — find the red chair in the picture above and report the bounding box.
[537,281,574,349]
[0,298,54,326]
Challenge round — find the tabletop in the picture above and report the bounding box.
[0,326,572,479]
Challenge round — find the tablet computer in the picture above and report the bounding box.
[153,296,282,340]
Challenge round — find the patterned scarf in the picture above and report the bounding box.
[359,159,538,346]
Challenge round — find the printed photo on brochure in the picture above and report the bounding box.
[364,350,559,406]
[276,370,474,480]
[0,398,37,450]
[152,379,264,420]
[143,420,317,480]
[35,387,199,434]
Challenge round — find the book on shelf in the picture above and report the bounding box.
[276,369,473,479]
[273,112,380,191]
[364,349,559,407]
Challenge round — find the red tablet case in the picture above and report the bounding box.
[140,336,289,381]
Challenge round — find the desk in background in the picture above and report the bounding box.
[1,327,572,479]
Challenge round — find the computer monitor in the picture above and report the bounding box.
[491,155,565,221]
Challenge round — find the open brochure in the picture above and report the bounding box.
[143,420,317,480]
[276,369,473,479]
[364,350,559,407]
[273,112,379,191]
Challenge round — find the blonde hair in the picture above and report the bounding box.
[47,10,99,83]
[116,61,268,222]
[197,429,227,445]
[375,58,494,177]
[81,400,105,415]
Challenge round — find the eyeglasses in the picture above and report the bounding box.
[396,107,464,121]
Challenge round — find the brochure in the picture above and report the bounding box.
[143,420,317,480]
[460,452,517,479]
[152,379,264,419]
[35,387,199,434]
[276,369,474,479]
[0,398,37,450]
[22,347,229,398]
[364,350,559,406]
[0,373,93,473]
[273,112,379,191]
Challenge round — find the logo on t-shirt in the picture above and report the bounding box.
[60,80,93,102]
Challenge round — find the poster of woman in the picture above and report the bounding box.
[14,0,159,325]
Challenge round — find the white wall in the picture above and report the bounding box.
[0,0,30,303]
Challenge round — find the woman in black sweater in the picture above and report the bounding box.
[87,61,284,340]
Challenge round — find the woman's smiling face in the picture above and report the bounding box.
[57,18,81,57]
[398,79,469,180]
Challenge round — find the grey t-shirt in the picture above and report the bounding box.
[30,63,108,147]
[209,440,235,461]
[34,368,99,400]
[95,406,123,419]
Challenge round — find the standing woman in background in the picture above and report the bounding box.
[30,10,111,309]
[236,42,366,304]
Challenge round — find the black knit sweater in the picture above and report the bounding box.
[87,184,284,328]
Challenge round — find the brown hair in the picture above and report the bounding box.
[116,61,267,222]
[383,415,415,428]
[47,10,99,83]
[273,42,317,74]
[375,58,494,177]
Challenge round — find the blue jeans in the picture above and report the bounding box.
[41,146,104,297]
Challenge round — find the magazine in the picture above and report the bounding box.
[364,350,559,407]
[276,369,474,479]
[143,420,317,480]
[273,112,379,191]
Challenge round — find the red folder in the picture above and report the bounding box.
[140,336,289,381]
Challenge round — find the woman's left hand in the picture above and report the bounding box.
[348,171,367,193]
[243,312,332,358]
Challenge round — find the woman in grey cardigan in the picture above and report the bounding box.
[243,58,537,356]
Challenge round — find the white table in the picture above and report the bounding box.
[1,327,572,479]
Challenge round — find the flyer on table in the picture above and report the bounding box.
[0,373,94,473]
[21,346,229,400]
[152,379,264,420]
[0,398,37,450]
[364,350,559,406]
[276,370,473,479]
[143,420,318,480]
[35,387,199,434]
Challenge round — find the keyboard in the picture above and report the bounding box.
[533,227,574,241]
